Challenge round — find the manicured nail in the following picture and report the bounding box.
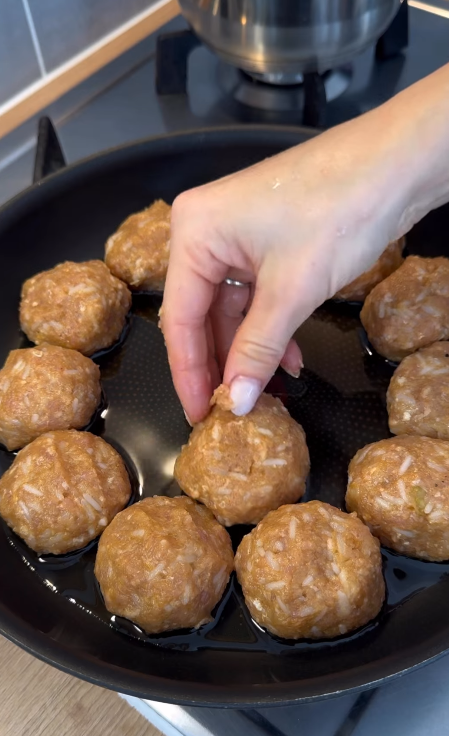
[183,409,193,427]
[281,364,301,379]
[229,376,261,416]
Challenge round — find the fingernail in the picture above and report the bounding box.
[229,376,261,416]
[281,364,301,379]
[183,409,193,427]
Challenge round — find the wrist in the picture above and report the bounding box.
[380,63,449,237]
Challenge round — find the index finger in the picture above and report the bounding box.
[162,254,223,424]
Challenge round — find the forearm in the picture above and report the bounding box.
[370,62,449,238]
[273,63,449,243]
[164,63,449,420]
[222,64,449,276]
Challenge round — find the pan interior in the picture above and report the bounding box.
[0,128,449,704]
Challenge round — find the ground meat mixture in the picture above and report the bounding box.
[346,435,449,561]
[0,344,101,450]
[105,200,171,291]
[0,430,131,554]
[334,238,404,302]
[95,495,234,633]
[360,256,449,361]
[387,341,449,440]
[174,390,310,526]
[235,501,384,639]
[20,260,131,355]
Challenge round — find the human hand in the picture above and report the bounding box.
[161,65,449,423]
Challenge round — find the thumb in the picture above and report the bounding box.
[223,264,313,415]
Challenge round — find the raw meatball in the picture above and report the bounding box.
[334,238,404,302]
[360,256,449,361]
[235,501,384,640]
[0,344,101,451]
[0,430,131,554]
[346,435,449,561]
[387,341,449,440]
[95,496,234,634]
[105,200,171,291]
[174,390,310,526]
[20,260,131,355]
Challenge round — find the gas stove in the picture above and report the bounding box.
[43,1,449,164]
[1,1,448,207]
[2,3,449,733]
[149,0,448,133]
[155,2,409,128]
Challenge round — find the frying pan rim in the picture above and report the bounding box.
[0,123,319,218]
[0,124,448,707]
[1,612,448,708]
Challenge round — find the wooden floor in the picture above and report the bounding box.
[0,635,162,736]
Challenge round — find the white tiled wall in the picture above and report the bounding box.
[0,0,160,107]
[0,0,42,105]
[27,0,160,72]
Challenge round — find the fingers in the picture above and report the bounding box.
[223,261,312,415]
[246,286,303,378]
[280,339,303,378]
[205,314,221,397]
[162,260,222,424]
[210,280,251,373]
[162,189,238,423]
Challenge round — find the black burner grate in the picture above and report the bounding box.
[155,3,409,128]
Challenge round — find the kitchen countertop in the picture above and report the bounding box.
[0,634,161,736]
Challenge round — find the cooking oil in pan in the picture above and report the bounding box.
[1,296,449,654]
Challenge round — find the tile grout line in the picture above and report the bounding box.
[21,0,47,77]
[0,0,174,118]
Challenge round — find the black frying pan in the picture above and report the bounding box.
[0,125,449,707]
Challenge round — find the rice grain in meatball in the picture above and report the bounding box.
[20,260,131,355]
[334,238,404,302]
[360,256,449,361]
[105,200,171,291]
[235,501,384,640]
[387,341,449,440]
[0,430,131,554]
[174,389,310,526]
[95,496,234,634]
[0,344,101,450]
[346,435,449,561]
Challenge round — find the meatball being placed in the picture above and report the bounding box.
[235,501,384,640]
[95,496,234,634]
[105,200,171,292]
[334,238,404,302]
[0,430,131,554]
[174,389,310,526]
[0,344,101,451]
[20,260,131,355]
[346,435,449,561]
[387,341,449,440]
[360,256,449,361]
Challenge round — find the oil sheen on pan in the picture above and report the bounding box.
[0,129,449,704]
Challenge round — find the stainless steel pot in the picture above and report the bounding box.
[178,0,402,80]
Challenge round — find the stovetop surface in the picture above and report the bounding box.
[1,3,448,207]
[55,3,449,160]
[2,4,449,734]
